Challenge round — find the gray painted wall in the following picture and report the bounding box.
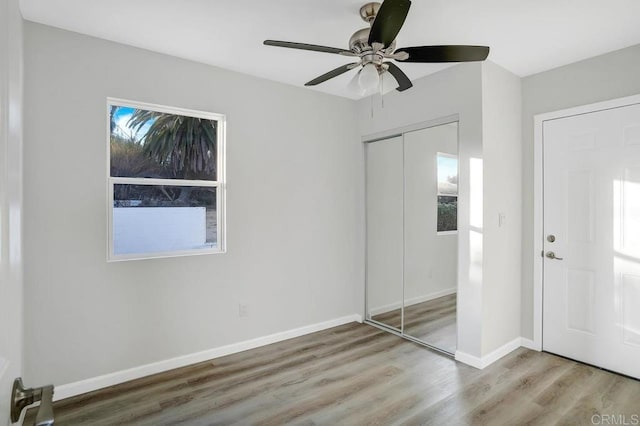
[23,22,363,387]
[521,44,640,339]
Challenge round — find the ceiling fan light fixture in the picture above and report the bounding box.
[348,70,365,96]
[359,63,380,95]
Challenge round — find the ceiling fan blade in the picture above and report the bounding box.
[305,63,359,86]
[394,45,490,63]
[368,0,411,48]
[264,40,355,56]
[385,62,412,92]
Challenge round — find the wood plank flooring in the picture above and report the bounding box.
[372,294,457,352]
[28,321,640,425]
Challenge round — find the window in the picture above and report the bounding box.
[107,99,225,260]
[437,153,458,233]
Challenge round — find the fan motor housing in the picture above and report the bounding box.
[349,28,370,53]
[349,28,396,56]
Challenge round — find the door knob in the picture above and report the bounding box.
[11,378,55,425]
[546,251,563,260]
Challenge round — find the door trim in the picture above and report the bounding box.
[532,93,640,351]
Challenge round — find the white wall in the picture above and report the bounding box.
[23,22,363,388]
[481,61,522,353]
[520,44,640,339]
[358,63,485,357]
[0,0,23,423]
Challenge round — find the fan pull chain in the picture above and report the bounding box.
[370,94,374,118]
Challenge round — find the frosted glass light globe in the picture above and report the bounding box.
[379,70,399,95]
[358,63,380,95]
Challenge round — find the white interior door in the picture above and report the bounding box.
[543,102,640,379]
[1,0,24,422]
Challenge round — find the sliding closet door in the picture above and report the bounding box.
[403,123,458,353]
[366,136,404,331]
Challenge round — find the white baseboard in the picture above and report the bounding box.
[455,337,529,370]
[369,288,457,316]
[454,350,484,369]
[520,337,540,351]
[54,314,363,401]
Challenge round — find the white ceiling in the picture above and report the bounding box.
[20,0,640,99]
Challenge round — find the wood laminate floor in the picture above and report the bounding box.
[372,294,457,353]
[29,321,640,425]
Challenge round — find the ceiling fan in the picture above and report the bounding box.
[264,0,490,95]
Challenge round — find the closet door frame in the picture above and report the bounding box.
[363,114,459,357]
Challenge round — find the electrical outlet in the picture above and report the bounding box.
[498,213,506,227]
[238,303,249,317]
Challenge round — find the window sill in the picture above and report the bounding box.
[437,230,458,236]
[108,247,226,262]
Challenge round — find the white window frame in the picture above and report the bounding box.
[436,152,458,235]
[106,97,226,261]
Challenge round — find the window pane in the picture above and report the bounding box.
[113,184,217,256]
[438,195,457,232]
[109,105,217,180]
[437,154,458,195]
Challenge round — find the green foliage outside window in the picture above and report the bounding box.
[438,196,457,232]
[110,105,218,207]
[437,153,458,232]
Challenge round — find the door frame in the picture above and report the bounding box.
[532,93,640,351]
